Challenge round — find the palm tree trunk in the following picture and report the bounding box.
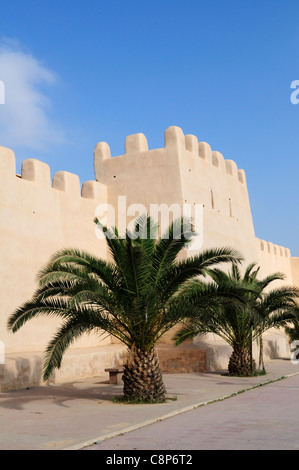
[228,346,256,376]
[258,335,265,372]
[249,324,253,374]
[122,347,166,402]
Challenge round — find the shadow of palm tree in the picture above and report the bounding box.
[0,377,124,411]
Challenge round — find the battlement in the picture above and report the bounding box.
[0,146,107,201]
[0,145,109,357]
[94,126,246,185]
[257,237,291,258]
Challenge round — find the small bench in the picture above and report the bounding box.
[105,367,124,384]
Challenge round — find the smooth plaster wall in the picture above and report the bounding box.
[0,126,295,366]
[0,147,108,354]
[256,238,293,286]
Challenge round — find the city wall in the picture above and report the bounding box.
[0,126,297,390]
[0,146,108,355]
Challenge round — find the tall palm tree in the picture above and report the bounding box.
[174,263,299,376]
[7,215,242,402]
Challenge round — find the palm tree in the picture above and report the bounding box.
[174,263,299,376]
[251,269,299,373]
[285,322,299,344]
[285,322,299,361]
[7,215,242,402]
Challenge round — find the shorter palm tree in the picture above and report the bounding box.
[285,322,299,361]
[7,215,243,402]
[285,322,299,344]
[174,263,299,376]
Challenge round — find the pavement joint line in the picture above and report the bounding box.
[63,370,299,451]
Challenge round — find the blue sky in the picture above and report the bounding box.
[0,0,298,255]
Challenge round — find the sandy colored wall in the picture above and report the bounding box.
[256,238,293,286]
[180,132,257,263]
[0,126,296,364]
[94,125,294,281]
[93,127,185,242]
[94,126,259,266]
[291,257,299,288]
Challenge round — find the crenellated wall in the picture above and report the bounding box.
[94,126,258,265]
[0,146,109,355]
[291,257,299,287]
[256,238,293,286]
[0,126,296,390]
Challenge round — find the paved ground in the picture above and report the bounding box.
[0,359,298,450]
[88,372,299,451]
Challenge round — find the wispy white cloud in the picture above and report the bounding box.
[0,38,65,151]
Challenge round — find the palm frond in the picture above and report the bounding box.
[152,217,195,280]
[157,247,243,302]
[43,319,91,380]
[7,213,249,381]
[7,296,74,333]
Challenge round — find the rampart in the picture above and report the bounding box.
[94,126,258,262]
[256,238,293,284]
[0,146,108,355]
[0,126,297,390]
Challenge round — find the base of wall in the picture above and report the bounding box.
[0,332,291,392]
[195,331,291,371]
[0,344,127,392]
[157,343,206,373]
